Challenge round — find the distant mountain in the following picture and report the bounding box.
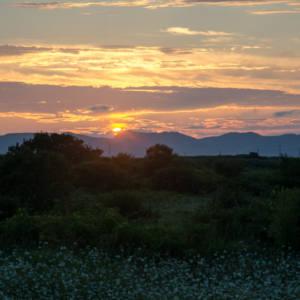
[0,131,300,157]
[0,133,34,155]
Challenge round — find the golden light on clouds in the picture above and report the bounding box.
[1,44,300,93]
[163,27,240,36]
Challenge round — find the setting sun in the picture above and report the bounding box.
[113,128,122,132]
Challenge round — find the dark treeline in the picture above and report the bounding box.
[0,132,300,257]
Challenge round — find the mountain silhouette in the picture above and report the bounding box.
[0,131,299,157]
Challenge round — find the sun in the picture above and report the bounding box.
[113,128,121,132]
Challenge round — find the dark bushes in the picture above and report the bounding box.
[268,188,300,249]
[152,167,199,194]
[0,196,20,221]
[8,132,103,164]
[213,158,244,178]
[277,156,300,188]
[98,191,158,220]
[74,161,138,192]
[0,148,73,213]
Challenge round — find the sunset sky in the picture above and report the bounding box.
[1,0,300,138]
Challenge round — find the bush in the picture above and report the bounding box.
[0,148,73,213]
[0,196,20,221]
[277,156,300,188]
[212,188,251,209]
[268,188,300,249]
[152,167,199,194]
[74,161,138,192]
[190,195,272,245]
[0,208,127,247]
[97,191,158,220]
[111,152,136,172]
[213,158,244,178]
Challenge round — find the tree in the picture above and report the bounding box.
[144,144,177,175]
[146,143,174,158]
[0,147,73,212]
[8,132,103,164]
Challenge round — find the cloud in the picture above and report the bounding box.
[1,44,300,94]
[250,10,300,14]
[273,110,299,117]
[164,27,239,36]
[123,89,177,93]
[6,2,101,10]
[88,105,114,111]
[2,82,300,138]
[203,37,233,43]
[0,45,81,56]
[5,0,293,11]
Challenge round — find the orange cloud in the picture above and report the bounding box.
[250,10,300,14]
[0,44,299,94]
[164,27,240,36]
[0,111,100,123]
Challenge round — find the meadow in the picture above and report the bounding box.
[0,132,300,299]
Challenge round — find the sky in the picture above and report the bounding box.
[0,0,300,138]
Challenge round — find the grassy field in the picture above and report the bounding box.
[0,244,299,299]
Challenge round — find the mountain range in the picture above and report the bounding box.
[0,131,299,157]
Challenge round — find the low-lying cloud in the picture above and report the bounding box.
[164,27,240,36]
[88,105,114,111]
[273,109,299,117]
[250,10,300,14]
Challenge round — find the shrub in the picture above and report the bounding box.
[97,191,158,220]
[268,188,300,249]
[152,167,199,194]
[111,152,136,172]
[74,161,138,192]
[0,148,73,213]
[212,188,251,209]
[190,195,272,245]
[277,156,300,188]
[213,158,244,178]
[0,195,20,221]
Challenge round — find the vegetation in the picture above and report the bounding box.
[0,245,300,299]
[0,132,300,298]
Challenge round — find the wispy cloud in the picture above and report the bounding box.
[250,10,300,14]
[5,1,154,10]
[273,109,299,117]
[0,45,82,56]
[88,105,114,111]
[164,27,240,36]
[6,2,102,10]
[5,0,295,10]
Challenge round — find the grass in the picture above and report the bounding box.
[143,191,206,228]
[0,243,300,299]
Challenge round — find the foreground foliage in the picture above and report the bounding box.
[0,132,300,256]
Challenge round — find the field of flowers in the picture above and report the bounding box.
[0,244,300,300]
